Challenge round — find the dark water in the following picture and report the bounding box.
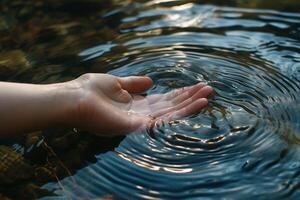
[1,0,300,199]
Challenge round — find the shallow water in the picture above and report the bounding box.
[1,0,300,199]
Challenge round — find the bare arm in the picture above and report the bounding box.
[0,81,78,137]
[0,73,213,138]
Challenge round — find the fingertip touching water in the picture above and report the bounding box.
[1,0,300,199]
[39,1,300,199]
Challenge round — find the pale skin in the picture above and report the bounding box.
[0,73,213,138]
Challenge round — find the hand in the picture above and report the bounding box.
[71,73,213,135]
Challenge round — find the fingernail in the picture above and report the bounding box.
[199,98,208,105]
[202,85,213,91]
[197,82,207,87]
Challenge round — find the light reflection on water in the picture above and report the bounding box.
[40,1,300,196]
[1,0,300,199]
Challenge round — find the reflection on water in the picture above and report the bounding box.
[1,0,300,199]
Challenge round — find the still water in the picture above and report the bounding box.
[1,0,300,199]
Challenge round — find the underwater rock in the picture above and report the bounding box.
[34,165,56,183]
[0,193,11,200]
[0,50,31,77]
[0,145,33,185]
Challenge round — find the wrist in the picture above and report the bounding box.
[46,81,82,129]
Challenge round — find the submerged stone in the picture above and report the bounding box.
[0,145,33,185]
[0,193,11,200]
[0,50,31,77]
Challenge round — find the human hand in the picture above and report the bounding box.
[70,73,213,136]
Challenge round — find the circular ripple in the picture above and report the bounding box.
[42,1,300,199]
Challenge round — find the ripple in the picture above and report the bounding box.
[42,1,300,199]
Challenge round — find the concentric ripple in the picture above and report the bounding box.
[42,1,300,199]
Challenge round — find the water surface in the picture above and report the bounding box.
[0,0,300,199]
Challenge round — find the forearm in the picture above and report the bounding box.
[0,81,78,137]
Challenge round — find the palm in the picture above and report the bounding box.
[129,83,212,119]
[77,74,213,135]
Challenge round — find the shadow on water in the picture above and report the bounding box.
[0,0,300,199]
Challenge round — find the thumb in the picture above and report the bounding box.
[117,76,153,93]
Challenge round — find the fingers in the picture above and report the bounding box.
[146,82,207,108]
[162,98,208,121]
[144,93,165,105]
[166,84,200,100]
[127,97,207,134]
[190,85,213,101]
[114,82,213,134]
[115,89,132,103]
[171,82,207,104]
[118,76,153,93]
[150,85,213,117]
